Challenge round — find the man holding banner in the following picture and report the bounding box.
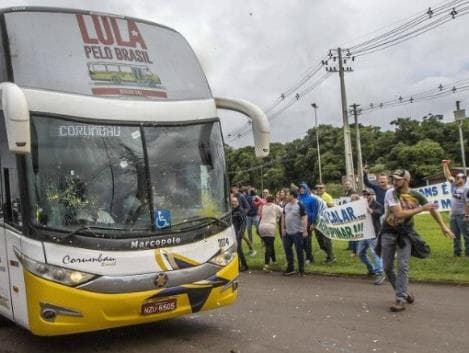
[380,169,454,312]
[442,160,469,257]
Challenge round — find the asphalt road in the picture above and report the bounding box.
[0,272,468,353]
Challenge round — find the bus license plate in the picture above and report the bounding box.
[141,299,177,315]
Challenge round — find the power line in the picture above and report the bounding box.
[360,77,469,114]
[350,1,469,57]
[227,72,332,141]
[226,0,469,146]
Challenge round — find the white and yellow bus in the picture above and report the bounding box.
[0,7,269,335]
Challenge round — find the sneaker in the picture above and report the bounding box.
[324,257,337,264]
[298,272,305,277]
[248,250,257,257]
[283,270,297,276]
[390,300,406,312]
[373,273,386,285]
[405,293,415,304]
[262,265,271,272]
[239,266,248,272]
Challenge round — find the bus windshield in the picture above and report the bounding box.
[25,116,229,235]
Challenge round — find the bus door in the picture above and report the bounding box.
[0,118,14,322]
[0,113,28,324]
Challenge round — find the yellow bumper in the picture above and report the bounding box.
[25,257,238,336]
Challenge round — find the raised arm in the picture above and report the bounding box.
[429,208,455,238]
[442,161,455,183]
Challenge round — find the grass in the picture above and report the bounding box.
[242,212,469,284]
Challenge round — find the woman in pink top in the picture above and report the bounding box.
[258,195,283,271]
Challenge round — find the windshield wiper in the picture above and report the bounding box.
[171,213,231,230]
[53,225,118,240]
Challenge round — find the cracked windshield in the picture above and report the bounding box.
[25,116,228,233]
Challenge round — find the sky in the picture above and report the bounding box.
[1,0,468,148]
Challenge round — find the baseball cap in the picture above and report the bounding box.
[392,169,411,181]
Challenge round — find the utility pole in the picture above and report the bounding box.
[311,103,322,184]
[455,101,467,175]
[351,104,364,191]
[337,48,355,188]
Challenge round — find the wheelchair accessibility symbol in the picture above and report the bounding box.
[155,209,171,229]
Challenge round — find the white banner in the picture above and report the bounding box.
[414,182,452,212]
[316,198,376,241]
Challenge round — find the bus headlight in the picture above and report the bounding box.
[209,245,236,267]
[14,248,97,286]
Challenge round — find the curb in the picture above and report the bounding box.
[246,266,469,286]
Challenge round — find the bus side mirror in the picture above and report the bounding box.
[214,97,270,158]
[0,82,30,154]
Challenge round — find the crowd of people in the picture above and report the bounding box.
[230,160,467,312]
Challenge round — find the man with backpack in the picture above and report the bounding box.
[380,169,454,312]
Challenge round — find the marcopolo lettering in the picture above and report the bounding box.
[59,125,121,137]
[130,236,182,249]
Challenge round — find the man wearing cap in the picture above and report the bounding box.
[442,160,469,257]
[380,169,454,312]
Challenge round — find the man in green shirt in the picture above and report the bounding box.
[381,169,454,312]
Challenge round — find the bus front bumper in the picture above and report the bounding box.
[24,257,238,336]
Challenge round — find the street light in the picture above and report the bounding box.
[311,103,322,184]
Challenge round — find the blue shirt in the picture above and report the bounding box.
[298,192,322,224]
[364,172,388,206]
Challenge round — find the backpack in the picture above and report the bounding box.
[408,231,431,259]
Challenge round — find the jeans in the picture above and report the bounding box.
[357,238,383,274]
[381,232,411,301]
[282,232,305,273]
[347,240,357,253]
[315,229,335,260]
[262,236,276,265]
[246,215,259,243]
[450,214,469,256]
[234,225,248,269]
[303,221,314,262]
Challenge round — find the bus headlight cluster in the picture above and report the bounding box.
[14,247,97,286]
[209,245,237,267]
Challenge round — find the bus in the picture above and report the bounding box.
[87,62,163,87]
[0,7,269,336]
